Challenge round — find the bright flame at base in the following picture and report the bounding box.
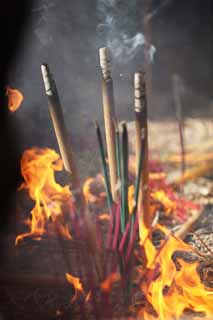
[16,148,72,244]
[138,224,213,319]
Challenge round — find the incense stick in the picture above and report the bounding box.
[174,210,203,240]
[41,64,102,279]
[120,122,129,233]
[115,122,121,197]
[99,47,117,202]
[134,72,151,230]
[95,121,113,210]
[172,74,185,190]
[41,64,80,191]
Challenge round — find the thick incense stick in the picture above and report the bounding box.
[121,122,129,233]
[41,64,102,278]
[174,210,203,240]
[99,47,117,202]
[134,72,151,229]
[95,121,113,210]
[41,64,80,190]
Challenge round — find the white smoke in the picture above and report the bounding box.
[97,0,156,63]
[107,33,156,63]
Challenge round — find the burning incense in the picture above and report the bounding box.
[99,47,117,202]
[41,64,101,277]
[41,64,80,191]
[134,72,151,229]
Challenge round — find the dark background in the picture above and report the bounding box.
[1,0,213,229]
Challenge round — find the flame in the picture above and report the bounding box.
[151,190,176,215]
[66,273,84,302]
[99,213,110,221]
[100,272,121,292]
[128,184,135,214]
[85,291,92,302]
[6,86,23,112]
[137,224,213,319]
[16,148,72,244]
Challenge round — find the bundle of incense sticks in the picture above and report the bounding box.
[94,50,153,292]
[40,49,152,301]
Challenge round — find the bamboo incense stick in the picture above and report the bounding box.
[134,72,151,229]
[41,64,80,190]
[99,47,117,202]
[41,64,102,278]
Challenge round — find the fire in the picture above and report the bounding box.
[15,148,212,319]
[65,273,84,302]
[100,272,121,292]
[151,190,176,215]
[137,224,213,319]
[6,86,23,112]
[16,148,72,244]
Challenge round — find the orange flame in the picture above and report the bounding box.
[100,272,121,293]
[137,224,213,319]
[6,86,23,112]
[66,273,84,302]
[151,190,176,215]
[16,148,72,244]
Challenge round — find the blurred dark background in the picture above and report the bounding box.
[1,0,213,229]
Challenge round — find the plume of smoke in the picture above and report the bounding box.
[97,0,156,63]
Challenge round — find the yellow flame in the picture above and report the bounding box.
[138,223,213,319]
[66,273,84,302]
[151,190,176,215]
[16,148,72,244]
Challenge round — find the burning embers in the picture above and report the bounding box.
[13,47,213,319]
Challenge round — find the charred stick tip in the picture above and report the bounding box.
[134,71,146,113]
[41,63,53,96]
[99,47,111,80]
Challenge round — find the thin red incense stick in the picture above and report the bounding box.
[118,219,131,254]
[125,215,139,264]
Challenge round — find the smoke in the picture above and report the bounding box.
[97,0,156,63]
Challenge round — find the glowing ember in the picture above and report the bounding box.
[98,213,110,221]
[6,86,23,112]
[16,147,72,244]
